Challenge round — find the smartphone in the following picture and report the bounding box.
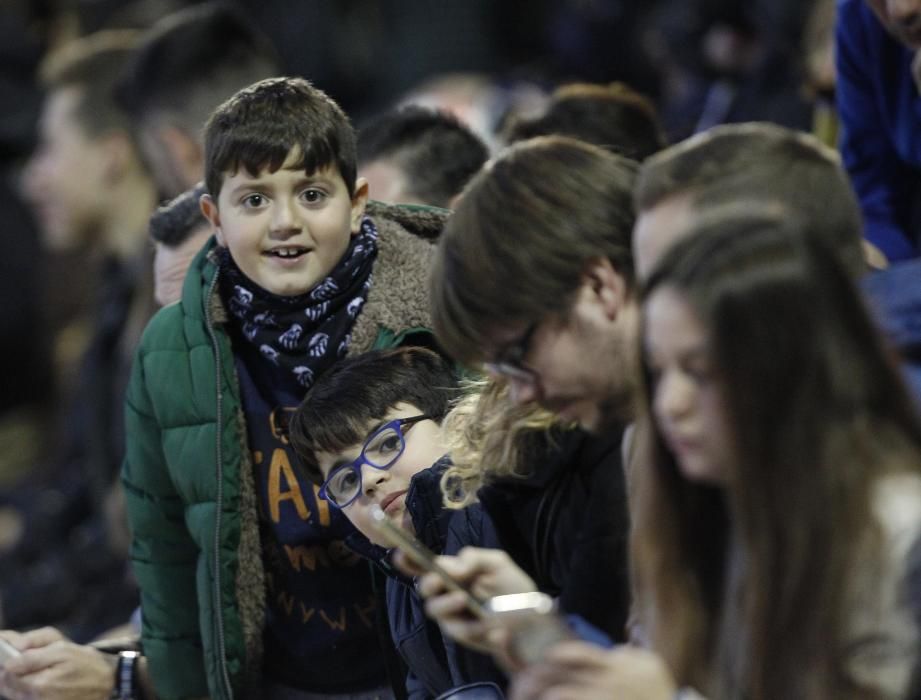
[368,504,488,618]
[0,637,21,666]
[483,592,575,668]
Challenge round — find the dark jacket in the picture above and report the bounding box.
[836,0,921,261]
[351,461,506,699]
[863,259,921,403]
[477,427,630,642]
[122,202,446,700]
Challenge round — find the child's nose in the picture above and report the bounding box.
[270,198,299,234]
[364,468,390,496]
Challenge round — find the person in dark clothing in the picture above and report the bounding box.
[115,1,281,198]
[1,30,158,643]
[836,0,921,261]
[357,105,489,209]
[473,428,630,645]
[501,81,666,162]
[148,182,213,307]
[418,137,637,659]
[290,348,507,700]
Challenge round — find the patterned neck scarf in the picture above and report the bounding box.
[217,217,379,389]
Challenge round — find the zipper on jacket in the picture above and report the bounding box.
[204,268,234,700]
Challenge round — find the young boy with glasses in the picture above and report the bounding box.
[289,347,506,700]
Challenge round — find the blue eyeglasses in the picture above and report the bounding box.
[318,415,430,508]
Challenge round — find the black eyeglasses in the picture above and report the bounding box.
[318,415,430,508]
[483,321,538,383]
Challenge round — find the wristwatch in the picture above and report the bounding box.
[112,650,140,700]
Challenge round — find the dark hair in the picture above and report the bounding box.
[635,122,865,277]
[504,82,666,161]
[430,135,638,365]
[40,30,139,138]
[203,76,357,198]
[116,1,280,142]
[633,211,921,698]
[289,348,458,485]
[357,105,489,208]
[148,182,208,247]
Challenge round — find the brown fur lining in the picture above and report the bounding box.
[350,205,443,352]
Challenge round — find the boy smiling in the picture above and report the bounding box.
[122,77,447,700]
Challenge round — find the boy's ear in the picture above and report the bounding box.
[350,177,369,234]
[581,257,629,321]
[200,194,224,246]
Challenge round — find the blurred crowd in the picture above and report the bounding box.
[0,0,920,699]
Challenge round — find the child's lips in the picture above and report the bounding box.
[264,245,310,259]
[380,490,407,515]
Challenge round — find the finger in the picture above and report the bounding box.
[424,589,477,620]
[454,547,511,576]
[0,629,27,651]
[438,618,494,653]
[416,553,497,598]
[391,550,427,577]
[0,669,31,700]
[509,665,572,700]
[542,640,613,668]
[19,627,65,650]
[417,569,450,598]
[543,684,594,700]
[4,642,71,676]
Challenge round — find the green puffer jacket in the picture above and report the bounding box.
[122,202,447,700]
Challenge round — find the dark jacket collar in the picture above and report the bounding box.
[344,455,454,582]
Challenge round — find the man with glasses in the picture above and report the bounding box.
[418,137,635,659]
[431,136,639,434]
[290,348,506,700]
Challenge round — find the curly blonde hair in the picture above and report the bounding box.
[439,378,566,507]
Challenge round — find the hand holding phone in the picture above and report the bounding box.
[368,505,489,618]
[483,592,576,670]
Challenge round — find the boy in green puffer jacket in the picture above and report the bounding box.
[122,76,448,700]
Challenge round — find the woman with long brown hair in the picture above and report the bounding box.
[624,211,921,699]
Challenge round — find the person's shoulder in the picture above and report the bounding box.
[366,199,450,243]
[349,203,441,351]
[136,293,212,362]
[836,0,894,53]
[367,201,439,282]
[138,302,187,350]
[837,0,876,27]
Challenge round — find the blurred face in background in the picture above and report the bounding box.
[866,0,921,49]
[22,87,112,251]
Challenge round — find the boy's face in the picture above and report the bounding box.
[201,147,368,297]
[315,402,447,547]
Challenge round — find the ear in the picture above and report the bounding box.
[100,132,134,182]
[581,257,629,321]
[158,125,204,191]
[200,193,224,246]
[350,177,369,234]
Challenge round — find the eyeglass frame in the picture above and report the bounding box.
[317,414,431,508]
[483,321,539,384]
